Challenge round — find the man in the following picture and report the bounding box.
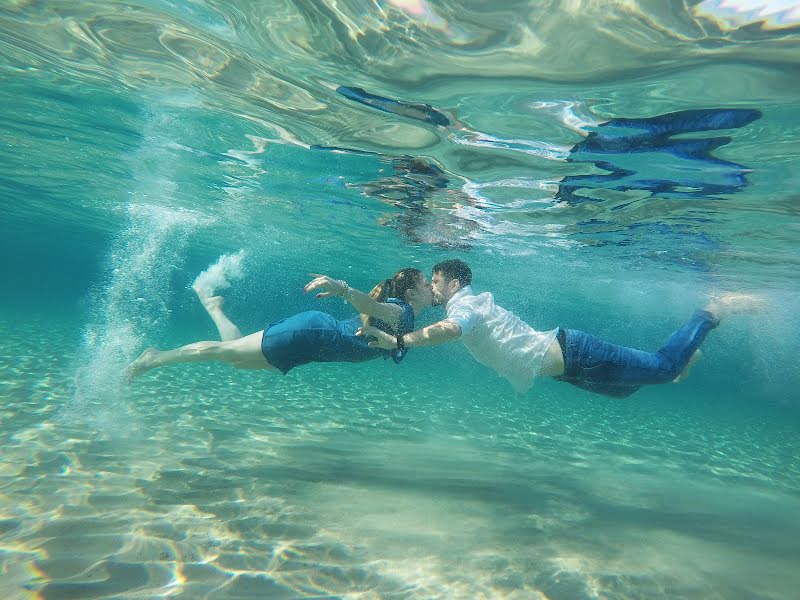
[358,259,757,398]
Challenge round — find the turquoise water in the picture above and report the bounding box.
[2,1,800,598]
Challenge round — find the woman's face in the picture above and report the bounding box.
[410,274,434,307]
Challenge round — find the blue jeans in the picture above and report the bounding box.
[556,310,719,398]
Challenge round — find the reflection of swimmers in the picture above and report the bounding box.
[334,85,761,203]
[358,157,476,249]
[333,87,762,273]
[310,146,450,204]
[335,85,570,158]
[312,144,477,248]
[360,157,449,203]
[555,108,762,203]
[129,269,433,379]
[360,259,761,398]
[336,86,451,126]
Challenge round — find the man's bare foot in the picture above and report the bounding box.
[705,293,764,321]
[127,347,160,380]
[674,349,702,383]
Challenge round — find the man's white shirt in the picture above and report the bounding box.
[445,286,558,393]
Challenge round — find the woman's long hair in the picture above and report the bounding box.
[359,268,423,330]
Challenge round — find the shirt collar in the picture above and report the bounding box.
[446,285,473,309]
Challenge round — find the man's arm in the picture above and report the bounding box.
[357,319,462,350]
[304,273,402,326]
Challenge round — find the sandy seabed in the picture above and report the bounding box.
[2,317,799,599]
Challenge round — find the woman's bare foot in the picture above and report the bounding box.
[193,285,242,341]
[705,293,764,321]
[202,295,225,313]
[193,283,222,309]
[673,349,702,383]
[194,285,229,318]
[127,347,160,380]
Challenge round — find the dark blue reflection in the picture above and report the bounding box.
[336,86,451,127]
[329,88,762,259]
[556,109,761,204]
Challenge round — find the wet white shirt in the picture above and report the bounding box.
[445,286,558,393]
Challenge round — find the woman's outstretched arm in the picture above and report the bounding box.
[304,273,402,326]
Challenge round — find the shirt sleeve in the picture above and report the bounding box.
[446,299,479,335]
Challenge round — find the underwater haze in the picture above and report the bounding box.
[2,0,800,598]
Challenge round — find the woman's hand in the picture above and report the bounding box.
[356,325,396,349]
[304,273,348,299]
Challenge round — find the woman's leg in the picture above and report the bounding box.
[128,330,276,379]
[194,285,242,341]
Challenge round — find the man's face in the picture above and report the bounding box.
[431,270,456,306]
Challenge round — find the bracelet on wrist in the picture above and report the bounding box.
[396,334,406,351]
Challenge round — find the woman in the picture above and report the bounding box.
[128,268,433,378]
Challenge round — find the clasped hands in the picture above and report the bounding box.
[355,325,396,350]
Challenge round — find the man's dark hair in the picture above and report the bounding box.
[433,259,472,287]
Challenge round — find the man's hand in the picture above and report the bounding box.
[304,273,347,299]
[356,325,397,350]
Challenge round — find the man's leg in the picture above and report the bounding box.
[194,284,242,341]
[558,312,718,398]
[128,330,275,379]
[557,293,761,398]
